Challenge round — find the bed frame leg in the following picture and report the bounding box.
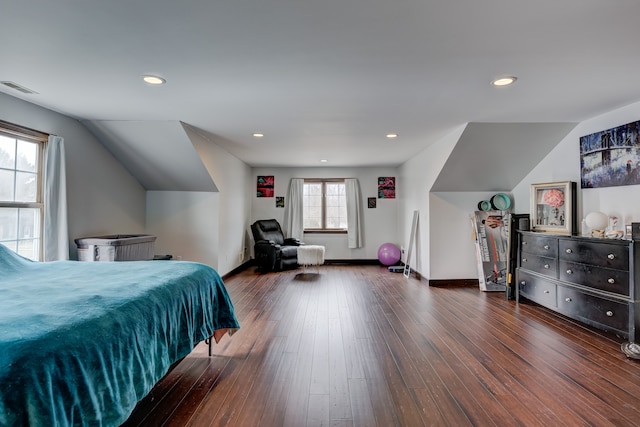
[205,336,213,357]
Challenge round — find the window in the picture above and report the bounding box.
[0,121,46,261]
[303,179,347,232]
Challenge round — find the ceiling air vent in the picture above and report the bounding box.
[1,81,38,94]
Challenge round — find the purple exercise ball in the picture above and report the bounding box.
[378,243,401,266]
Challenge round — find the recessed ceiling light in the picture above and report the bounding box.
[491,76,517,87]
[252,133,264,138]
[320,159,328,163]
[386,133,398,139]
[142,75,166,85]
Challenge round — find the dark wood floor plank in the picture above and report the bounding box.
[253,350,297,426]
[367,306,429,426]
[215,337,284,426]
[373,289,511,426]
[181,316,278,426]
[120,356,203,426]
[423,287,617,426]
[385,284,559,426]
[281,282,318,426]
[123,265,640,427]
[420,309,564,426]
[452,290,635,425]
[207,321,281,427]
[334,273,366,380]
[310,278,330,396]
[328,314,352,421]
[160,356,231,426]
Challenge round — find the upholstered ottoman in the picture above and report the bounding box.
[297,245,325,273]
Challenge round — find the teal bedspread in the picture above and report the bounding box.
[0,244,239,427]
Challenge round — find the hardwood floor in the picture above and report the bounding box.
[123,265,640,426]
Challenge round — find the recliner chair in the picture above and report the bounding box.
[251,219,302,271]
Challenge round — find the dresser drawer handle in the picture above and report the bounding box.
[565,248,573,254]
[608,278,615,284]
[608,253,615,260]
[544,290,550,294]
[522,258,527,263]
[606,311,614,317]
[544,264,550,269]
[566,269,573,274]
[544,245,550,250]
[565,297,572,302]
[523,241,527,245]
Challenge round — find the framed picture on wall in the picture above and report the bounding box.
[378,177,395,198]
[257,176,274,197]
[530,181,577,235]
[580,119,640,188]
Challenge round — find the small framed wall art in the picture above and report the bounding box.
[530,181,577,235]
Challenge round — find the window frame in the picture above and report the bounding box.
[0,120,47,260]
[303,178,348,234]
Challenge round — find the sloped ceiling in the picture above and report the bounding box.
[81,120,217,191]
[431,122,578,192]
[80,119,577,193]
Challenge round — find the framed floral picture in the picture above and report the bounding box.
[530,181,577,235]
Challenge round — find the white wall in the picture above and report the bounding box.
[513,100,640,228]
[186,125,253,275]
[145,125,252,276]
[429,191,504,280]
[146,191,219,266]
[0,92,147,259]
[251,167,398,260]
[398,125,467,279]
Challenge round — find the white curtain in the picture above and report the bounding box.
[283,178,304,240]
[43,135,69,261]
[345,178,363,248]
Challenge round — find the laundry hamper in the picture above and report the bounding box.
[75,234,156,261]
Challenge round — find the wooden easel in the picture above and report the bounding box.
[404,210,418,278]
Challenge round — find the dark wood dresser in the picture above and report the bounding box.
[516,231,640,357]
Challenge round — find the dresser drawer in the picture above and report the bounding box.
[559,239,629,271]
[517,270,557,308]
[557,286,629,335]
[559,260,629,296]
[520,234,558,258]
[520,253,557,278]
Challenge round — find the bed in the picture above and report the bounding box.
[0,244,239,427]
